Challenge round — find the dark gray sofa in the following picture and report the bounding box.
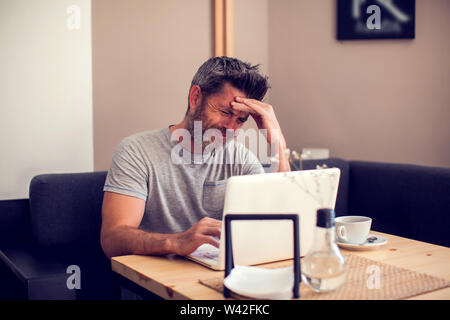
[0,158,449,299]
[0,172,119,300]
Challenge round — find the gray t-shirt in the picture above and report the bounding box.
[104,127,264,234]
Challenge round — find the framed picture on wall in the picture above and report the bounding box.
[337,0,415,40]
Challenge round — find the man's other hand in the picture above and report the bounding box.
[170,217,222,256]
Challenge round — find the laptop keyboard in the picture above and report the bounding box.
[191,244,219,261]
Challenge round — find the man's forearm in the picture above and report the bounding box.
[101,225,177,258]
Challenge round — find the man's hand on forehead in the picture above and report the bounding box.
[230,96,283,144]
[207,101,249,122]
[229,96,291,171]
[230,97,274,126]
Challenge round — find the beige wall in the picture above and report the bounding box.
[0,0,93,200]
[93,0,450,170]
[234,0,270,134]
[93,0,212,170]
[4,1,447,199]
[268,0,450,167]
[93,0,271,170]
[234,0,269,90]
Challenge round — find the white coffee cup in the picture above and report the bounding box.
[335,216,372,244]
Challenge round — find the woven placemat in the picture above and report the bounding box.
[199,253,450,300]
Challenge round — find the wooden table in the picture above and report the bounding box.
[111,231,450,300]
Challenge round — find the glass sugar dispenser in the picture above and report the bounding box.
[302,208,347,292]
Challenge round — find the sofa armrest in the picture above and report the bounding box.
[0,246,76,300]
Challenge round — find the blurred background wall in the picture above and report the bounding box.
[93,0,450,170]
[0,0,93,199]
[1,0,449,199]
[268,0,450,167]
[92,0,213,170]
[92,0,270,170]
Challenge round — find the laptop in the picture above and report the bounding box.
[186,168,341,270]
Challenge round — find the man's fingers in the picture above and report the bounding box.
[199,226,221,238]
[230,102,254,114]
[234,97,269,113]
[200,235,220,248]
[198,217,222,228]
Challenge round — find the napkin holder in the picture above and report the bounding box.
[224,214,301,298]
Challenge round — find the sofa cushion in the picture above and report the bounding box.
[29,171,107,249]
[0,199,30,246]
[348,161,450,247]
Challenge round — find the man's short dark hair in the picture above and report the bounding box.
[187,56,270,112]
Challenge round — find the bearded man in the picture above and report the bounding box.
[100,57,290,258]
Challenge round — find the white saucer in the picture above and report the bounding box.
[337,234,388,251]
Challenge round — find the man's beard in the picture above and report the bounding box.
[187,102,231,151]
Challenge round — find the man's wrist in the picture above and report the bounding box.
[164,233,180,255]
[276,135,291,172]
